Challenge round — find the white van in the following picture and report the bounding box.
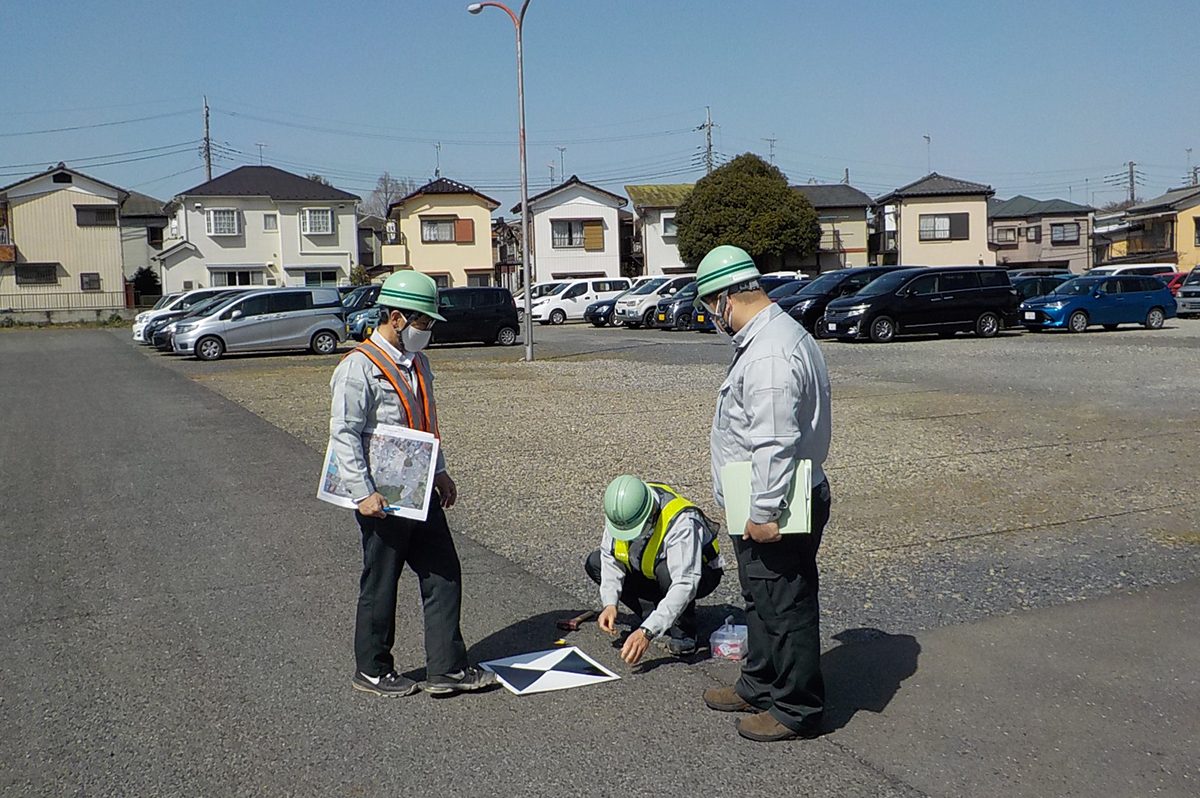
[1087,263,1175,277]
[612,274,696,328]
[531,277,632,325]
[514,281,565,322]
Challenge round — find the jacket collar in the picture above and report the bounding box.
[369,329,415,369]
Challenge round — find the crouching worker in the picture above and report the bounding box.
[585,475,723,665]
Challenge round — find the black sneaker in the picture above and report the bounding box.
[423,665,498,696]
[351,670,419,698]
[667,637,697,656]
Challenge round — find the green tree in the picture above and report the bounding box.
[676,153,821,269]
[131,266,161,297]
[349,265,371,285]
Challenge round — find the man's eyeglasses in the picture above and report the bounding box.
[383,308,437,330]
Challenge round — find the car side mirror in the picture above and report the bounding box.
[230,309,244,320]
[1093,290,1105,298]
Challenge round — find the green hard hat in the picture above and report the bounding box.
[694,245,761,299]
[604,475,656,542]
[377,270,446,321]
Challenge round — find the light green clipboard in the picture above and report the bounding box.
[720,460,812,535]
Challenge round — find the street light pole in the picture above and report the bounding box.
[469,0,534,363]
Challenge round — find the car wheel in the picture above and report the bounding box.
[497,326,518,346]
[974,311,1000,338]
[549,309,567,325]
[1145,307,1165,329]
[1068,310,1089,333]
[869,316,895,343]
[310,330,338,355]
[608,316,624,328]
[195,335,224,361]
[642,308,656,328]
[1103,324,1120,331]
[675,312,692,330]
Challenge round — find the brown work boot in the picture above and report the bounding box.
[703,686,754,713]
[736,710,823,742]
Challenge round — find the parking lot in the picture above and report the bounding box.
[148,318,1200,637]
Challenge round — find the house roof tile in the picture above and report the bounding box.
[392,177,500,211]
[511,175,627,214]
[1126,185,1200,215]
[120,190,167,217]
[176,165,360,202]
[791,183,873,208]
[988,194,1092,219]
[0,162,129,198]
[624,183,693,210]
[876,172,994,204]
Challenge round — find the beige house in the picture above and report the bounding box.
[874,173,996,266]
[382,177,500,288]
[791,184,873,270]
[988,195,1094,273]
[0,164,128,320]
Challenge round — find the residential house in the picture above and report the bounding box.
[791,183,873,270]
[873,173,996,266]
[155,166,361,293]
[357,213,387,275]
[382,177,500,288]
[491,216,523,291]
[119,191,169,282]
[988,195,1094,273]
[0,163,129,320]
[624,183,693,276]
[512,175,627,281]
[1093,186,1200,272]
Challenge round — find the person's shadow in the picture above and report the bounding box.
[821,627,920,732]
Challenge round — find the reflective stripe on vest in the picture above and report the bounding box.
[351,340,440,437]
[612,483,719,580]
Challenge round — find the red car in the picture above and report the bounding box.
[1163,272,1188,296]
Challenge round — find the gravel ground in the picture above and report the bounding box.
[140,321,1200,640]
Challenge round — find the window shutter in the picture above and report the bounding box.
[454,217,475,243]
[583,219,604,251]
[948,213,969,240]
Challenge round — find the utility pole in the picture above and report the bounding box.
[923,134,931,174]
[556,146,566,181]
[1127,160,1137,204]
[548,163,555,183]
[254,142,267,165]
[762,136,777,164]
[698,106,715,174]
[1187,148,1194,185]
[842,167,850,185]
[202,95,212,180]
[434,142,441,178]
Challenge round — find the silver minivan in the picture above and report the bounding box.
[172,287,347,361]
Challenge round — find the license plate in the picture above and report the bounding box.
[657,313,666,321]
[365,327,374,337]
[827,322,837,331]
[1023,312,1035,320]
[696,312,706,323]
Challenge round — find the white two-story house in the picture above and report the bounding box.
[154,166,361,293]
[513,175,626,281]
[625,183,694,275]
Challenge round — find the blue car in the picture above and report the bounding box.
[1020,274,1176,333]
[347,306,380,341]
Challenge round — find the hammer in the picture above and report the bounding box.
[556,609,597,632]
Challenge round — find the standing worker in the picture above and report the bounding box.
[328,271,495,698]
[694,245,832,743]
[585,475,723,664]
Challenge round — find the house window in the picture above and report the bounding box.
[422,218,457,243]
[552,220,585,248]
[169,216,179,238]
[52,172,73,184]
[183,280,194,290]
[301,208,333,235]
[430,274,450,289]
[80,273,101,291]
[662,213,678,237]
[264,213,278,232]
[1026,225,1041,243]
[467,273,491,287]
[1193,218,1200,246]
[1050,223,1080,244]
[147,226,164,247]
[15,263,58,285]
[304,270,339,286]
[212,270,264,286]
[918,213,969,241]
[76,206,118,227]
[994,227,1017,243]
[206,209,240,236]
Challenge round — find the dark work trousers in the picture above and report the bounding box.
[584,549,723,641]
[354,497,467,679]
[733,480,831,733]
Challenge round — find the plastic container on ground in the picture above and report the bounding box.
[709,616,748,661]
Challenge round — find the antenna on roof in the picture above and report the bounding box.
[255,142,268,165]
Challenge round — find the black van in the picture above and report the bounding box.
[433,286,521,346]
[784,266,909,335]
[823,266,1020,343]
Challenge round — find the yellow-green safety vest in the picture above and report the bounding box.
[612,482,720,580]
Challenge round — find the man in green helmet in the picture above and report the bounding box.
[694,245,833,743]
[585,475,723,665]
[328,270,496,698]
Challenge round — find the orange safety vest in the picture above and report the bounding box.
[347,339,440,437]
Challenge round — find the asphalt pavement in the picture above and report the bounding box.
[2,329,1197,797]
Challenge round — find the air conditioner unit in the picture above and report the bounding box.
[267,278,277,286]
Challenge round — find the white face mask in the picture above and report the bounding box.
[400,325,432,352]
[704,293,734,338]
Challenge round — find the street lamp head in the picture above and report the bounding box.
[467,3,483,13]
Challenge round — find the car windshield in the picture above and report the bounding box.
[856,271,916,297]
[1185,270,1200,285]
[180,294,231,316]
[631,278,668,295]
[798,273,845,296]
[152,294,180,310]
[342,286,369,306]
[768,281,804,299]
[1052,277,1100,295]
[529,283,564,299]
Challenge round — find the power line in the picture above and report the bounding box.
[0,141,200,170]
[0,110,193,138]
[0,146,203,178]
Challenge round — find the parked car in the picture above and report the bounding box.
[173,287,347,361]
[824,266,1020,343]
[434,286,521,345]
[1161,272,1188,297]
[1176,269,1200,317]
[758,273,805,294]
[1020,274,1177,333]
[1011,274,1072,302]
[613,274,695,328]
[652,281,701,330]
[585,288,635,327]
[531,278,631,325]
[1007,268,1072,278]
[148,290,247,351]
[342,284,380,313]
[784,266,908,335]
[1087,263,1176,278]
[132,287,254,342]
[514,281,565,322]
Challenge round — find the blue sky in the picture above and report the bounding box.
[2,0,1196,210]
